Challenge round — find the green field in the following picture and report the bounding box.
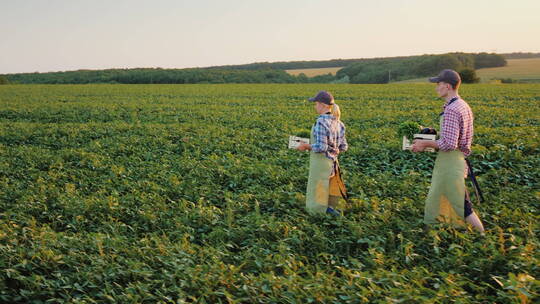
[1,84,539,302]
[476,58,540,82]
[285,67,343,77]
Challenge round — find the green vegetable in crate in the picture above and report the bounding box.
[397,121,421,140]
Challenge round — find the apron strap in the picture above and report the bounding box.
[465,158,484,203]
[333,161,351,203]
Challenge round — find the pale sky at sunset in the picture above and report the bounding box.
[1,0,539,74]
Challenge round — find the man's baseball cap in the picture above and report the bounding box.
[308,91,334,105]
[429,69,461,86]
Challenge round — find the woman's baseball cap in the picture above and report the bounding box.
[308,91,334,105]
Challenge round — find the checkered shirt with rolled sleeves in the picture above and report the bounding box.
[437,97,474,157]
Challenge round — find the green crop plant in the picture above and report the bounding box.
[0,83,538,303]
[398,121,421,140]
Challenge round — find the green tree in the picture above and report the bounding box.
[474,53,506,68]
[459,68,480,83]
[0,76,9,84]
[295,73,309,83]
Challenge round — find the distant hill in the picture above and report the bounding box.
[285,67,342,77]
[335,53,506,83]
[476,58,540,83]
[1,52,509,84]
[204,58,368,71]
[2,68,304,85]
[500,52,540,59]
[204,52,506,73]
[396,58,540,83]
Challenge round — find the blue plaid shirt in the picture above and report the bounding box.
[311,114,348,161]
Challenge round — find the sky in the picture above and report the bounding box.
[1,0,540,74]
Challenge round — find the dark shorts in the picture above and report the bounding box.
[464,191,473,217]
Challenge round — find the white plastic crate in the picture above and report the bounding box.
[402,134,436,152]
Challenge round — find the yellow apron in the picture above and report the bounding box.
[305,126,345,214]
[423,116,467,226]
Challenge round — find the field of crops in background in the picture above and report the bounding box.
[0,84,538,302]
[285,67,343,77]
[398,58,540,84]
[476,58,540,83]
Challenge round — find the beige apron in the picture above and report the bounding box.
[305,126,345,214]
[423,116,467,226]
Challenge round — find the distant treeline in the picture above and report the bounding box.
[205,59,367,70]
[2,52,506,84]
[501,52,540,59]
[3,68,325,85]
[205,52,505,72]
[337,53,506,84]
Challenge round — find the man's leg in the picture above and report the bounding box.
[465,211,485,233]
[464,191,485,233]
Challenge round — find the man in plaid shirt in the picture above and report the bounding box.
[412,69,485,233]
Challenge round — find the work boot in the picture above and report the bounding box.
[326,207,341,216]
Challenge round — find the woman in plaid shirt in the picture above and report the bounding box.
[412,69,485,233]
[297,91,348,215]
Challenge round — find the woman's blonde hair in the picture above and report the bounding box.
[330,103,341,121]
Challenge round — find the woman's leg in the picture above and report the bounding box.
[328,195,340,209]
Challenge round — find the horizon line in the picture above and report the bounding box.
[3,50,539,76]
